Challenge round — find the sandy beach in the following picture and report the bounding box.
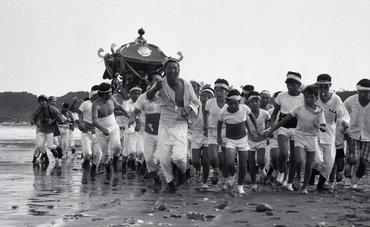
[0,136,370,227]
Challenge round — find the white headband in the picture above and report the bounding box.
[129,87,142,93]
[357,85,370,91]
[247,95,261,102]
[286,74,301,82]
[98,88,112,94]
[214,83,229,90]
[316,81,331,85]
[201,88,214,96]
[227,95,241,101]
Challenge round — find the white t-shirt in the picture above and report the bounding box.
[189,103,204,132]
[344,94,370,141]
[276,91,304,114]
[317,93,349,144]
[290,105,326,136]
[205,98,225,129]
[219,104,251,124]
[79,100,93,123]
[122,98,139,133]
[247,108,270,135]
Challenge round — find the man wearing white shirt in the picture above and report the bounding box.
[313,74,349,191]
[147,59,200,193]
[270,72,304,187]
[76,85,102,174]
[129,73,163,191]
[121,87,142,173]
[344,78,370,189]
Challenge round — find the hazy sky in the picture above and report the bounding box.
[1,0,370,96]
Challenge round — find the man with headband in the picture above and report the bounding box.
[76,85,102,174]
[121,86,143,173]
[204,79,229,187]
[146,58,200,193]
[32,95,66,166]
[58,103,74,158]
[344,78,370,189]
[270,71,304,189]
[190,85,214,188]
[309,74,349,192]
[218,89,259,194]
[129,72,163,191]
[240,84,255,104]
[48,96,63,159]
[260,90,274,110]
[190,80,202,98]
[92,82,129,174]
[246,91,271,190]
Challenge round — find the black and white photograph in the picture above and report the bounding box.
[1,0,370,226]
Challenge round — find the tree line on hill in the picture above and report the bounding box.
[0,91,88,123]
[0,90,357,123]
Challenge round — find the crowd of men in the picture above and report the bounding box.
[31,58,370,195]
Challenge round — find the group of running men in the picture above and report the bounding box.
[31,96,79,164]
[31,58,370,195]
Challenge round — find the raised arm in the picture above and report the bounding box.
[146,80,162,100]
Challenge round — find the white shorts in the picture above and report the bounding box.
[225,136,250,151]
[190,130,208,150]
[294,133,319,152]
[277,127,296,139]
[248,140,267,151]
[207,128,225,146]
[96,127,121,158]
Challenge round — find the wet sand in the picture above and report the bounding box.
[1,140,370,227]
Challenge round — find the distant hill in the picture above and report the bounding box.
[0,91,89,123]
[0,90,358,123]
[336,90,356,101]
